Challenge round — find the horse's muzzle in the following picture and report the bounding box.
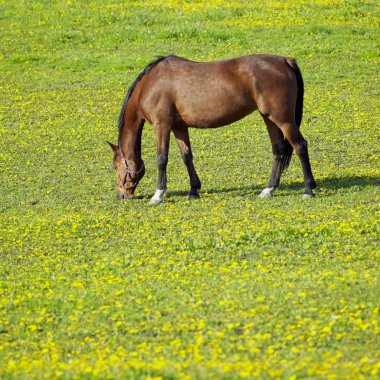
[117,192,134,200]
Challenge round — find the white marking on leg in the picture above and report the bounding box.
[149,189,167,204]
[259,187,275,198]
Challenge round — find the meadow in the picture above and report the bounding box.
[0,0,379,378]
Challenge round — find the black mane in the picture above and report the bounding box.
[118,56,176,147]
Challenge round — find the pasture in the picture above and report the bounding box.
[1,0,379,378]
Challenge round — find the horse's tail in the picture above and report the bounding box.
[278,58,304,174]
[287,58,304,128]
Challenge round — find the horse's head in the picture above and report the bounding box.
[108,142,145,199]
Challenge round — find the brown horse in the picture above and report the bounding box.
[108,55,316,203]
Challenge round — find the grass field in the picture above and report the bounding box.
[1,0,379,379]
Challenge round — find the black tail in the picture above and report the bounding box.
[278,59,304,174]
[279,139,293,174]
[287,58,304,128]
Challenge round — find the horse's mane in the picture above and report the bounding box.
[118,56,176,147]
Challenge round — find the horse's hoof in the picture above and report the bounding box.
[188,193,200,200]
[302,193,315,199]
[149,198,162,205]
[149,189,166,204]
[259,187,275,198]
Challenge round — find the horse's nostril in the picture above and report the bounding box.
[117,192,132,200]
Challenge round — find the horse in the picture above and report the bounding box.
[108,55,316,203]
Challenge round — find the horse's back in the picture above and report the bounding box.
[138,55,298,128]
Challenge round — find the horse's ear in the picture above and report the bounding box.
[107,141,118,153]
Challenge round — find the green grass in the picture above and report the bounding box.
[1,0,379,378]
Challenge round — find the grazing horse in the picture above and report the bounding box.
[108,55,316,203]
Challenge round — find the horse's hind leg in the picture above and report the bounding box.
[173,125,201,199]
[260,117,293,198]
[276,121,316,197]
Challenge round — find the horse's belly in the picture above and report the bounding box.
[177,108,254,128]
[174,92,255,128]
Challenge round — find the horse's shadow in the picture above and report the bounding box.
[290,175,379,191]
[164,175,379,198]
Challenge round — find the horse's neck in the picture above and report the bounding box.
[121,115,143,170]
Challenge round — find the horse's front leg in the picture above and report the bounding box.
[173,125,201,199]
[150,122,171,204]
